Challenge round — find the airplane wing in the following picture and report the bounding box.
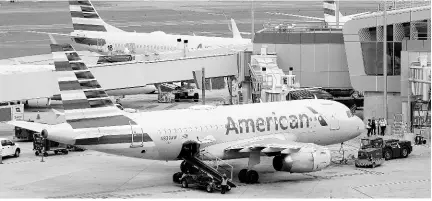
[346,12,370,18]
[223,134,321,154]
[266,12,324,21]
[6,120,49,132]
[26,30,70,37]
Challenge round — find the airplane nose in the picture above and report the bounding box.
[354,116,366,137]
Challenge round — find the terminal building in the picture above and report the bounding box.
[343,4,430,135]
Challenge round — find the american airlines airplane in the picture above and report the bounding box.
[7,43,365,185]
[266,0,370,28]
[30,0,251,55]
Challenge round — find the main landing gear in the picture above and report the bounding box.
[238,169,259,184]
[238,151,260,184]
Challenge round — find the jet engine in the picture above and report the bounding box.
[25,98,51,108]
[272,147,331,173]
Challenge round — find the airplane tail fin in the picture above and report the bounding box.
[230,18,242,39]
[50,43,137,130]
[323,1,343,21]
[69,0,124,33]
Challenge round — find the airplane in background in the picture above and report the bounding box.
[266,0,370,28]
[28,0,251,56]
[7,42,365,185]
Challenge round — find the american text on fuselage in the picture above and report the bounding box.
[225,111,328,135]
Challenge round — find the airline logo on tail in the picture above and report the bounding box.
[323,1,343,19]
[69,0,107,32]
[69,0,124,32]
[51,43,154,145]
[51,43,136,129]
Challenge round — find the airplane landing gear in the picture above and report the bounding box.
[238,169,259,184]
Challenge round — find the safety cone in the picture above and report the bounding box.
[36,112,41,120]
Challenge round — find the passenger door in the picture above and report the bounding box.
[329,114,340,130]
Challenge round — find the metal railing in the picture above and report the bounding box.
[199,151,234,180]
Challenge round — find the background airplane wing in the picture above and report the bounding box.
[26,30,70,37]
[224,134,323,154]
[266,12,324,21]
[6,120,49,132]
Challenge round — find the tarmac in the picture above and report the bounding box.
[0,91,431,199]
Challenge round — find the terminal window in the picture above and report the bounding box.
[358,21,428,76]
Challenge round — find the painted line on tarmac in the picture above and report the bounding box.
[352,179,431,189]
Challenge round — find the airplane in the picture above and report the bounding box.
[266,0,370,28]
[28,0,251,56]
[6,43,365,185]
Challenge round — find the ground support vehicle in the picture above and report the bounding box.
[173,172,230,193]
[173,86,199,102]
[355,148,384,168]
[360,137,412,161]
[33,134,68,157]
[0,138,20,158]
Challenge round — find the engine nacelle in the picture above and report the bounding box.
[273,147,331,173]
[25,98,51,108]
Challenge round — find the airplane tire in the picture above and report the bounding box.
[193,93,199,102]
[181,180,188,188]
[238,169,248,183]
[246,170,259,184]
[384,149,392,160]
[173,172,182,183]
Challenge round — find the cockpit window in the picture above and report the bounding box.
[346,110,354,118]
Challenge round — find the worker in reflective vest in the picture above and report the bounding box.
[221,173,229,194]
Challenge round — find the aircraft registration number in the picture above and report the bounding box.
[161,135,177,141]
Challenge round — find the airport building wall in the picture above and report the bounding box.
[343,5,431,127]
[252,31,352,89]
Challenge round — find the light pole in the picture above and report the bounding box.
[383,0,388,123]
[251,0,255,41]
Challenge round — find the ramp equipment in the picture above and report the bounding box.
[182,155,237,188]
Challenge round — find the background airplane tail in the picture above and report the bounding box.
[69,0,124,33]
[230,19,242,39]
[323,1,343,21]
[50,43,137,130]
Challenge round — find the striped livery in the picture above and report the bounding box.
[69,0,124,32]
[323,1,342,18]
[50,43,138,131]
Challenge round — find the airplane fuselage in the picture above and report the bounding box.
[54,99,364,161]
[71,31,251,55]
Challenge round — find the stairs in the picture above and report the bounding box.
[182,155,237,188]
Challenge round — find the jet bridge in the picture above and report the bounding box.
[0,47,244,103]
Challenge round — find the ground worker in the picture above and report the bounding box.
[379,118,387,136]
[366,119,372,137]
[221,173,229,194]
[371,117,377,135]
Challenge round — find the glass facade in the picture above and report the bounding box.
[360,20,428,76]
